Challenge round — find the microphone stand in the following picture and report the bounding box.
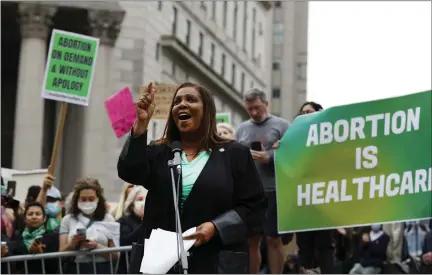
[168,159,188,274]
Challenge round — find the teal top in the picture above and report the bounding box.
[180,151,211,206]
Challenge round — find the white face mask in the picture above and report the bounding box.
[78,200,99,215]
[133,200,145,216]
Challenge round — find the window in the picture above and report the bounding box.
[156,43,160,60]
[172,7,178,35]
[272,88,281,98]
[241,72,245,93]
[198,32,204,57]
[273,22,284,34]
[158,1,162,11]
[273,35,283,45]
[210,43,215,67]
[242,1,248,51]
[211,1,216,20]
[233,2,238,41]
[186,20,191,46]
[231,63,236,85]
[223,1,228,29]
[272,61,280,70]
[221,53,226,77]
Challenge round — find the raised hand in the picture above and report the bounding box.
[133,82,157,136]
[42,174,55,191]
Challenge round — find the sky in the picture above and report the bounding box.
[307,1,431,108]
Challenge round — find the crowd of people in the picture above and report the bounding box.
[1,84,431,274]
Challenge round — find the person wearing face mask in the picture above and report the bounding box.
[117,186,148,274]
[35,175,63,231]
[59,178,120,274]
[349,224,390,274]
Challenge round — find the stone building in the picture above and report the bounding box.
[1,1,273,200]
[270,1,308,121]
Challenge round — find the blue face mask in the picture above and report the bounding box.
[371,224,381,232]
[45,202,61,217]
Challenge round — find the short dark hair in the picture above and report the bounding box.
[158,82,230,151]
[24,202,45,217]
[70,177,107,221]
[244,88,267,102]
[297,101,324,117]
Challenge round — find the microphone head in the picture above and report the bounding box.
[171,141,182,152]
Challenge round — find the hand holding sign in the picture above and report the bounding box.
[134,82,157,136]
[42,174,55,191]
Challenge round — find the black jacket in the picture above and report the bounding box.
[359,233,390,268]
[117,213,142,274]
[118,133,267,273]
[12,230,60,274]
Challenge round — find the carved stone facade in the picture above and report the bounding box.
[10,2,125,197]
[18,3,56,40]
[88,10,124,46]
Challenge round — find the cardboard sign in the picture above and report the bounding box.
[140,84,178,119]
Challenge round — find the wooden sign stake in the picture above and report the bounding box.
[48,102,68,175]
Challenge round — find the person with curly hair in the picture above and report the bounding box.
[58,177,120,274]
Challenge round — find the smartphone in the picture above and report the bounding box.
[76,228,86,238]
[34,236,43,245]
[251,141,263,151]
[6,181,16,198]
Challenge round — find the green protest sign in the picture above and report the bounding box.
[216,113,231,124]
[276,91,432,233]
[42,29,99,106]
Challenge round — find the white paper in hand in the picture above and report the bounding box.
[140,227,196,274]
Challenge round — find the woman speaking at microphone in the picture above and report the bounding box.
[118,82,267,274]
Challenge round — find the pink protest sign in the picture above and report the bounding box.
[104,87,137,138]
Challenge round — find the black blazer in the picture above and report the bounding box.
[118,132,267,274]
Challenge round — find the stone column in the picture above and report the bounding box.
[13,3,56,170]
[79,10,124,200]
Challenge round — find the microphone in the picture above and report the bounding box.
[171,141,182,174]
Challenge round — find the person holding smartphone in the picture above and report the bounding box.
[59,178,119,274]
[5,202,59,274]
[236,88,290,274]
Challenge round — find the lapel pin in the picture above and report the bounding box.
[219,148,225,152]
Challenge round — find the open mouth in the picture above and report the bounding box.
[178,112,192,121]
